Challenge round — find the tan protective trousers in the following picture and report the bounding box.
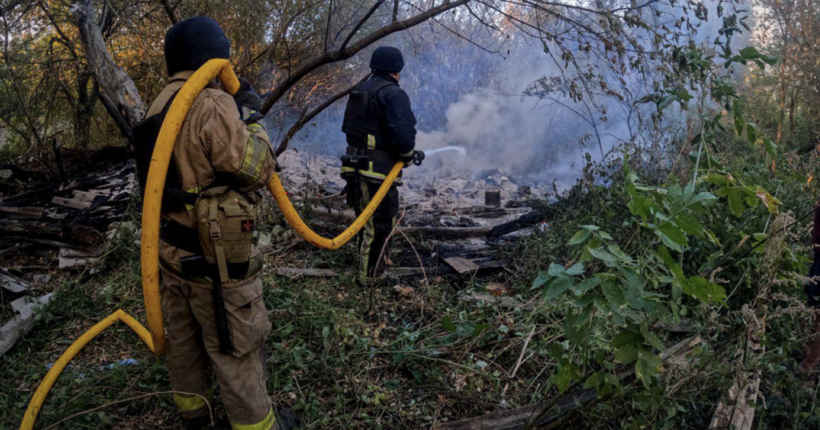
[162,271,276,430]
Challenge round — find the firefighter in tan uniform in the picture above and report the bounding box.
[134,17,287,430]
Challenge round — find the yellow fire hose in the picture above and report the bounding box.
[20,59,402,429]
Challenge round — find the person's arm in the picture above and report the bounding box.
[384,89,417,160]
[201,91,277,192]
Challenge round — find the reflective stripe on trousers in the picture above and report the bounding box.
[173,388,214,413]
[232,408,276,430]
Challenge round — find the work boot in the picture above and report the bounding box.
[799,311,820,375]
[276,408,300,430]
[182,415,213,430]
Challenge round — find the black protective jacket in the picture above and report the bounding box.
[342,72,417,183]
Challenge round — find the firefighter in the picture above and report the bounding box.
[800,195,820,374]
[134,17,287,429]
[341,46,422,284]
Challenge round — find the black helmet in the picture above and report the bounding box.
[369,46,404,74]
[164,16,231,76]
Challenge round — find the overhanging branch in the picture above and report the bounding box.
[260,0,471,115]
[274,75,369,157]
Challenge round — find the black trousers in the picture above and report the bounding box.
[347,177,399,281]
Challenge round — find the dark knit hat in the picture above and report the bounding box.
[369,46,404,74]
[164,16,231,76]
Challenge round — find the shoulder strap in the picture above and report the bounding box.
[365,79,397,99]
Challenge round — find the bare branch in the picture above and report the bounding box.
[340,0,386,52]
[275,75,369,156]
[160,0,179,24]
[261,0,471,116]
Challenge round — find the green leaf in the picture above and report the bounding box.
[615,345,640,364]
[543,275,574,300]
[635,352,662,387]
[564,305,593,343]
[640,325,665,350]
[602,282,627,310]
[568,228,592,245]
[675,213,704,238]
[746,123,758,145]
[658,95,675,111]
[573,276,603,295]
[611,330,641,348]
[555,363,582,392]
[656,246,685,281]
[441,316,456,332]
[764,139,777,159]
[658,223,687,251]
[532,271,551,289]
[589,247,618,264]
[548,263,567,277]
[683,276,726,304]
[627,195,654,219]
[739,46,763,60]
[753,233,768,242]
[566,263,585,276]
[727,188,745,218]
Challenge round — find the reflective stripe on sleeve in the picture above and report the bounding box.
[367,134,376,150]
[235,137,269,186]
[231,408,276,430]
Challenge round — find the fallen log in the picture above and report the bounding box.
[0,219,102,247]
[434,335,702,430]
[489,212,542,238]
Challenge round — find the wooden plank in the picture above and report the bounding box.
[444,257,479,274]
[709,306,765,430]
[0,205,44,219]
[0,268,30,293]
[0,294,53,357]
[398,226,493,239]
[51,196,92,210]
[72,189,110,202]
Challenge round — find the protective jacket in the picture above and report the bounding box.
[143,71,277,282]
[342,72,417,183]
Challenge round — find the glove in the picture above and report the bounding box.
[234,78,264,124]
[402,150,424,167]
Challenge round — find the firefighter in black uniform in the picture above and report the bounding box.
[341,46,422,283]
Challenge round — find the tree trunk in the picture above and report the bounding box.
[73,69,97,148]
[776,61,787,144]
[70,0,144,136]
[788,87,796,142]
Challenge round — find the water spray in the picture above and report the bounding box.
[424,145,467,157]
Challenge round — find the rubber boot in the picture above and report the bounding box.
[276,408,300,430]
[799,311,820,375]
[182,415,213,430]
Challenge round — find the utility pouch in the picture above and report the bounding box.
[195,186,256,281]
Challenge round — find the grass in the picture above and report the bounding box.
[0,205,553,429]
